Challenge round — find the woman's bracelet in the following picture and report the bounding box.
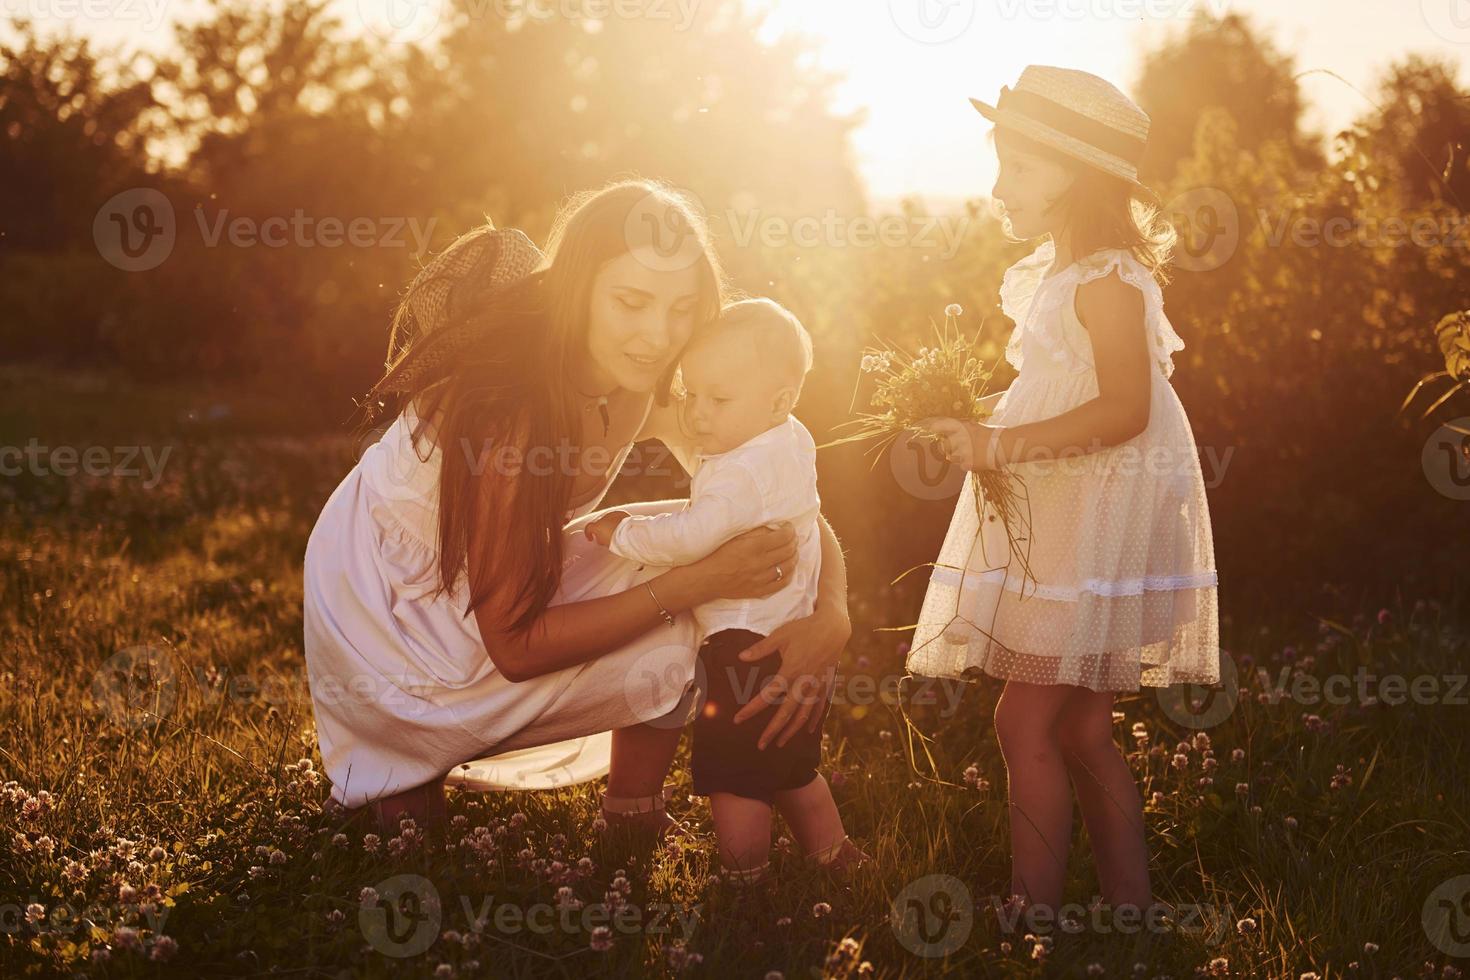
[644,580,676,628]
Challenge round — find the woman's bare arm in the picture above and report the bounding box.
[470,401,798,683]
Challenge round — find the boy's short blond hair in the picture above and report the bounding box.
[696,297,814,399]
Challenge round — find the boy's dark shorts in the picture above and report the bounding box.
[690,627,831,804]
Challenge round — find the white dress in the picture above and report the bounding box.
[303,398,701,809]
[907,241,1220,692]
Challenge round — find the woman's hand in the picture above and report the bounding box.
[731,603,851,750]
[695,522,798,602]
[911,417,1003,472]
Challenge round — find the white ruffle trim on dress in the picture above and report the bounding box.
[930,563,1219,601]
[999,239,1186,380]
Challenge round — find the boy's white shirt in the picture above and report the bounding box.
[608,414,823,637]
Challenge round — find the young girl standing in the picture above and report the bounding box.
[908,66,1221,918]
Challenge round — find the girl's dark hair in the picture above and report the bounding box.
[993,126,1177,283]
[366,179,725,635]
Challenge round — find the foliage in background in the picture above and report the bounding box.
[1,6,1467,603]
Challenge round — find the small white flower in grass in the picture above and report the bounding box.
[358,887,379,906]
[1363,942,1379,954]
[945,304,963,317]
[326,909,344,924]
[434,964,454,978]
[24,903,44,925]
[590,926,613,952]
[113,926,141,951]
[268,849,287,865]
[1237,917,1257,934]
[150,935,178,961]
[812,902,831,918]
[148,846,166,862]
[363,834,380,853]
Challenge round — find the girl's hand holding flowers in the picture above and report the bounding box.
[911,417,1004,472]
[820,302,1036,592]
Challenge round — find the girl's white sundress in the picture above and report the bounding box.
[303,399,701,809]
[908,241,1220,692]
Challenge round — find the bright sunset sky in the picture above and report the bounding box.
[13,0,1468,205]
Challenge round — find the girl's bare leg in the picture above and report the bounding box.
[993,680,1077,914]
[1055,687,1152,908]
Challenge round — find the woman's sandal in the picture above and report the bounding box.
[598,784,697,841]
[806,836,871,877]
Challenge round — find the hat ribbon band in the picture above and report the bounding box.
[997,86,1146,166]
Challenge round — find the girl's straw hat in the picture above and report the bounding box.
[971,65,1151,189]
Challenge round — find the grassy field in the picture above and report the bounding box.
[2,366,1468,979]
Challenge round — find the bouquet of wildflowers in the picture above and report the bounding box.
[820,303,1035,592]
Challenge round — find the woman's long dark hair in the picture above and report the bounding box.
[363,179,725,635]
